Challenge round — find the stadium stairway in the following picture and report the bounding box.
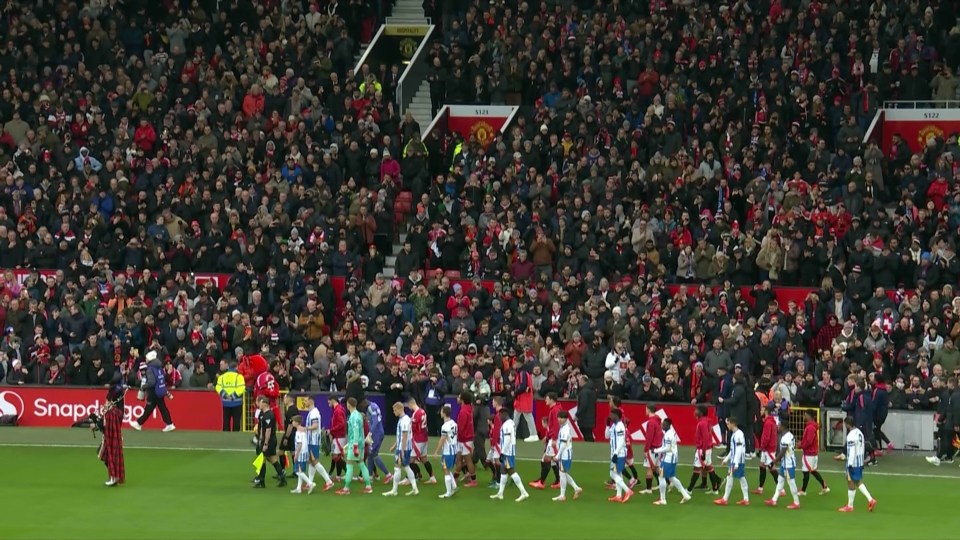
[383,232,407,278]
[406,81,432,129]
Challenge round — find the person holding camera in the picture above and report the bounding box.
[130,350,176,432]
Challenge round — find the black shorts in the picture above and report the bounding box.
[262,443,278,457]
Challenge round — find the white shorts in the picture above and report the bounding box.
[542,439,557,460]
[331,437,346,456]
[487,448,501,462]
[459,441,474,456]
[414,442,428,459]
[801,455,818,472]
[642,450,659,469]
[693,449,713,468]
[760,451,775,467]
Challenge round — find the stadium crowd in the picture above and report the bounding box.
[2,0,960,452]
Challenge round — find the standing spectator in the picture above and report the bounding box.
[215,360,245,432]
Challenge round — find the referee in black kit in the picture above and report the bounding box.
[253,396,287,488]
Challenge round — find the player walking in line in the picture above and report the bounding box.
[407,397,437,484]
[838,416,878,513]
[530,392,562,489]
[753,405,780,495]
[490,408,530,502]
[253,396,287,489]
[336,397,374,495]
[652,418,692,506]
[485,397,505,488]
[328,395,347,481]
[605,397,640,490]
[765,421,801,509]
[714,417,750,506]
[688,405,722,494]
[433,405,460,499]
[798,409,829,495]
[454,391,478,487]
[383,402,419,497]
[607,408,634,503]
[362,399,390,483]
[553,410,582,502]
[639,403,663,494]
[290,416,314,494]
[301,395,334,492]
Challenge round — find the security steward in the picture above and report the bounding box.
[215,361,245,432]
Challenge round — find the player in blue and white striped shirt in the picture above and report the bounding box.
[383,402,419,497]
[491,409,530,502]
[290,416,313,494]
[302,396,333,492]
[715,417,750,506]
[433,405,459,499]
[839,416,877,512]
[607,408,634,503]
[767,421,800,509]
[552,410,582,502]
[653,418,691,505]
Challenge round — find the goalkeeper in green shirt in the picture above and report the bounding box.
[335,397,373,495]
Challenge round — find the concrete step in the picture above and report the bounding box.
[399,233,407,244]
[386,256,397,267]
[383,267,396,278]
[386,16,429,24]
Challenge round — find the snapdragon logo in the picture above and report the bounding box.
[0,391,24,419]
[33,397,152,424]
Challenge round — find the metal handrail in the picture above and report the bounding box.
[883,100,960,109]
[397,24,436,117]
[352,25,386,75]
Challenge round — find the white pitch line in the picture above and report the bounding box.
[0,442,957,480]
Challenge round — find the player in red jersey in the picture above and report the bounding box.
[639,403,663,494]
[753,404,780,495]
[454,391,477,486]
[406,396,437,484]
[799,409,829,495]
[328,395,348,481]
[485,396,505,488]
[530,392,562,489]
[688,405,722,494]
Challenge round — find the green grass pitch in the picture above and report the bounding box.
[2,428,957,540]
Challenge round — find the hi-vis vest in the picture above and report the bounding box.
[449,142,463,171]
[216,370,245,407]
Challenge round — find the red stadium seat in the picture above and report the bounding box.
[444,270,461,280]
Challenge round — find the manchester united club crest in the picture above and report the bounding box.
[918,124,944,147]
[399,38,418,62]
[471,120,495,147]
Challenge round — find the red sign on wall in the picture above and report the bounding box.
[0,387,223,431]
[444,105,517,149]
[881,109,960,154]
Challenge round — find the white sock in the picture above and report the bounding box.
[858,483,873,501]
[772,476,784,502]
[295,473,303,490]
[723,474,734,500]
[404,466,418,491]
[297,471,310,486]
[614,473,630,495]
[315,463,332,484]
[847,489,856,507]
[739,477,749,501]
[498,474,508,496]
[307,464,315,483]
[788,478,800,504]
[670,476,691,499]
[565,472,580,492]
[559,472,567,496]
[657,476,667,502]
[610,471,622,497]
[443,474,452,496]
[511,473,527,496]
[391,467,401,491]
